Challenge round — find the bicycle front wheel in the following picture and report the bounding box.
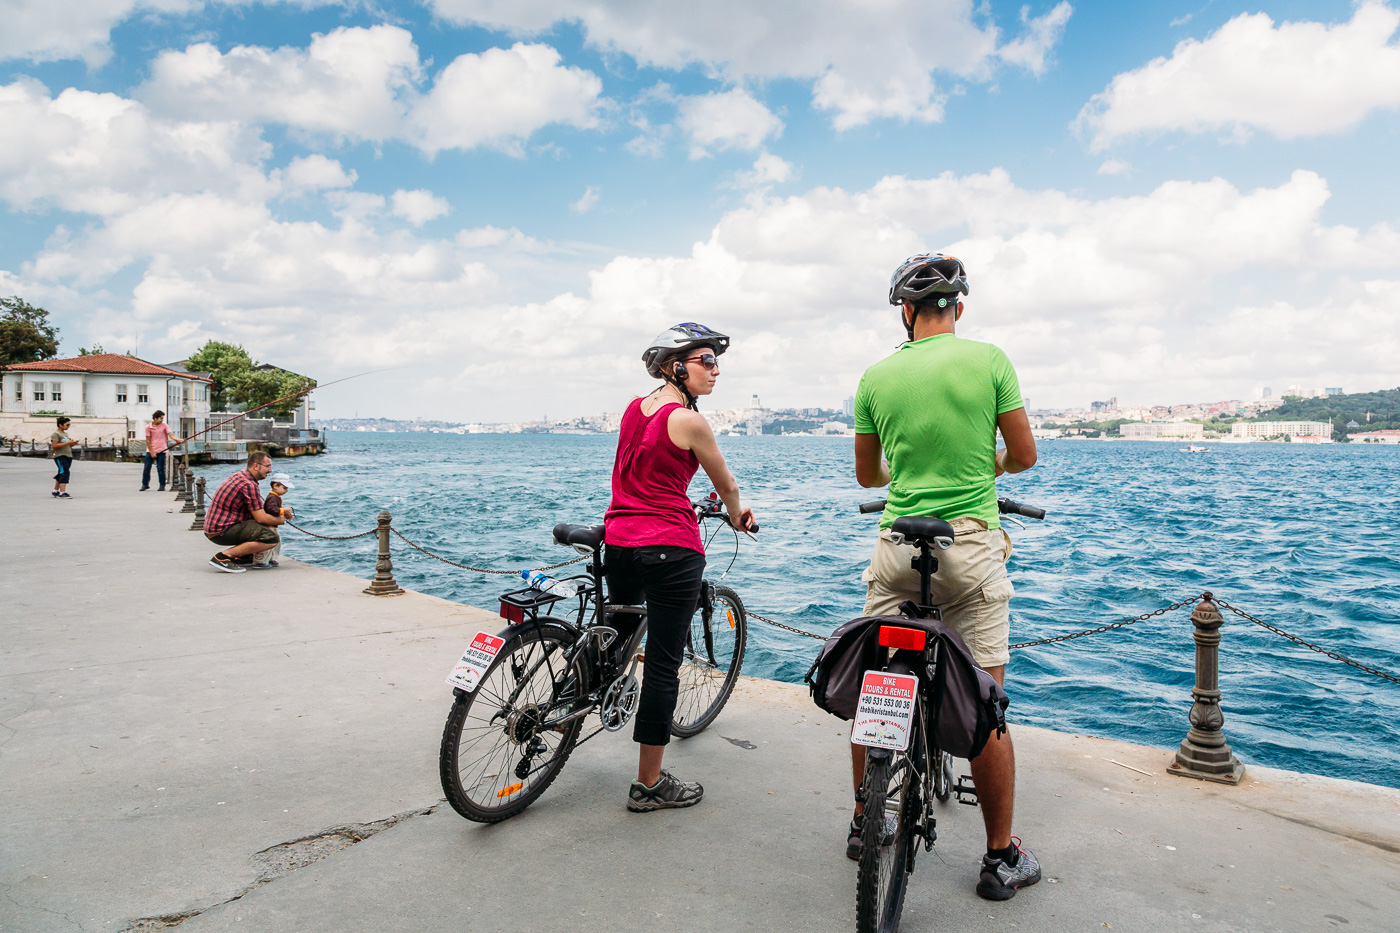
[856,749,920,933]
[671,584,747,737]
[439,623,590,823]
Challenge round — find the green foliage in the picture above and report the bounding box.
[185,341,254,411]
[0,296,59,365]
[77,344,105,356]
[234,367,316,417]
[184,339,315,416]
[1240,388,1400,440]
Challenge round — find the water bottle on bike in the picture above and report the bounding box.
[521,569,581,599]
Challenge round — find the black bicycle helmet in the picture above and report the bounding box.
[641,322,730,379]
[888,253,969,305]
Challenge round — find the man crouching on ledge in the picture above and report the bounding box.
[204,451,284,574]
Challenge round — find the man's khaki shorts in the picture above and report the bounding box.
[206,520,280,548]
[862,517,1014,669]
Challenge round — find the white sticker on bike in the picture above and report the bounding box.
[446,632,506,692]
[852,670,917,751]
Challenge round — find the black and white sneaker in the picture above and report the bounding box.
[209,553,247,574]
[627,770,703,812]
[845,813,897,859]
[977,838,1041,900]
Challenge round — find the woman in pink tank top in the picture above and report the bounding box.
[604,323,758,812]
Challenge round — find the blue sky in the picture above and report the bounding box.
[2,0,1397,420]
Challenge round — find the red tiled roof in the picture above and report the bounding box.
[3,354,212,381]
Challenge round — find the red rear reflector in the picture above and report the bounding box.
[499,602,524,623]
[878,626,926,651]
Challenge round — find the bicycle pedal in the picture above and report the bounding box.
[954,776,980,806]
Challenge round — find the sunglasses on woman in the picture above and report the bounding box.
[685,353,720,371]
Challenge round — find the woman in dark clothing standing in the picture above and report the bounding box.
[605,323,757,812]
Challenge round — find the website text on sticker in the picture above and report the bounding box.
[446,632,506,692]
[852,670,917,751]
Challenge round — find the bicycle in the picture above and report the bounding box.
[852,495,1044,933]
[438,496,754,823]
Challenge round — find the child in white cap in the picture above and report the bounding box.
[252,472,295,568]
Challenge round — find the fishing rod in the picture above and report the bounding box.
[174,366,399,447]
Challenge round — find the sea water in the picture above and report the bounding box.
[196,433,1400,788]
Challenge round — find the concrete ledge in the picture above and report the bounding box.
[3,458,1398,933]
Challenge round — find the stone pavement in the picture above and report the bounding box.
[2,457,1398,933]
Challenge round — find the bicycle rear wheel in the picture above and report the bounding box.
[671,584,747,737]
[439,623,590,822]
[934,749,954,803]
[856,747,921,933]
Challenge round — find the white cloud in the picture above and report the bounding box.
[391,189,451,225]
[0,78,270,215]
[142,26,421,141]
[570,185,601,214]
[276,155,356,194]
[141,29,603,154]
[427,0,1072,129]
[1077,3,1400,151]
[726,152,795,196]
[997,2,1074,75]
[411,43,602,155]
[1097,158,1131,176]
[676,88,782,157]
[0,0,344,66]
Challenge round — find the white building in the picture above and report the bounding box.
[1120,422,1204,440]
[1231,421,1331,439]
[1,354,212,444]
[1352,430,1400,445]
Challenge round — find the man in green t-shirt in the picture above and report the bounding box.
[848,253,1041,901]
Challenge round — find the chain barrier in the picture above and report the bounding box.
[1008,594,1204,649]
[284,520,378,541]
[390,528,590,575]
[281,515,1400,687]
[1216,597,1400,686]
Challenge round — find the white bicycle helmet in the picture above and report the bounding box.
[641,323,730,379]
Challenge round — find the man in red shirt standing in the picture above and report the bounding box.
[141,410,184,491]
[203,451,285,573]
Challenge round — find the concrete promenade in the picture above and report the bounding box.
[2,456,1398,933]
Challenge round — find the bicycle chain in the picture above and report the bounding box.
[1007,594,1204,649]
[389,527,589,575]
[1215,597,1400,686]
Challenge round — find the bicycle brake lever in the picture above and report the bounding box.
[1001,516,1026,531]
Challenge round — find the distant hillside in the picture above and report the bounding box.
[1258,388,1400,439]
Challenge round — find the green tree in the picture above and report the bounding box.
[78,343,105,356]
[0,296,59,365]
[185,340,253,411]
[232,367,316,417]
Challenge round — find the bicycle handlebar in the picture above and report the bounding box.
[856,496,1046,520]
[694,497,758,533]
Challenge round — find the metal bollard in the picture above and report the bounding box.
[1167,593,1245,784]
[190,476,206,531]
[363,510,405,596]
[179,451,195,511]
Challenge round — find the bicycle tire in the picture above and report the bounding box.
[671,584,747,738]
[855,750,918,933]
[934,749,954,803]
[439,622,590,823]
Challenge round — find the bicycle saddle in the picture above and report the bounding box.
[552,523,605,554]
[889,516,955,550]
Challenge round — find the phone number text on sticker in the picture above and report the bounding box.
[852,670,917,751]
[446,632,506,692]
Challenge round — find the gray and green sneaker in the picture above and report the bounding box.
[977,838,1041,900]
[627,769,704,812]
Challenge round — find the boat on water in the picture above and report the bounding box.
[1180,443,1209,452]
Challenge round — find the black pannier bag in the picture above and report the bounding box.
[804,615,1009,760]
